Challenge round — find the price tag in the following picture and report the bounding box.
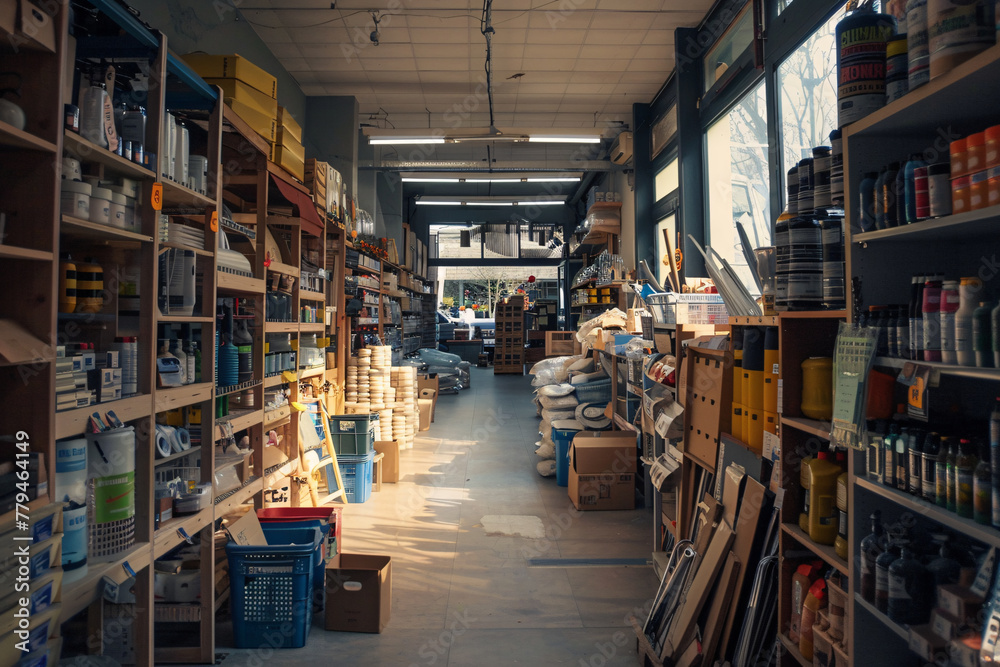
[210,211,219,232]
[151,183,163,211]
[909,374,926,411]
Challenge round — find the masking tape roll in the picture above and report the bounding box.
[155,427,173,458]
[175,428,191,451]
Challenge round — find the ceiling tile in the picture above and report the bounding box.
[267,43,303,59]
[524,44,578,60]
[565,83,618,95]
[409,28,463,43]
[414,43,471,58]
[407,15,474,29]
[628,59,672,72]
[359,44,415,60]
[308,58,367,72]
[417,58,473,71]
[596,0,664,9]
[514,82,567,95]
[528,11,591,30]
[582,29,639,45]
[575,58,631,72]
[279,58,309,72]
[298,43,343,59]
[643,30,675,46]
[526,28,588,45]
[493,27,527,45]
[363,70,422,83]
[567,70,620,83]
[492,11,531,28]
[650,11,706,30]
[634,44,671,60]
[418,70,473,83]
[578,44,639,60]
[620,71,668,83]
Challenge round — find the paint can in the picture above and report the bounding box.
[837,5,897,127]
[928,0,996,79]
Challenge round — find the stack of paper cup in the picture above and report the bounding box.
[390,365,418,449]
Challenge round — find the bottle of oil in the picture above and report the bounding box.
[799,578,828,661]
[956,438,977,519]
[936,436,952,508]
[860,511,885,603]
[875,538,901,613]
[975,439,992,525]
[808,451,841,545]
[888,544,931,625]
[908,427,925,496]
[799,452,814,533]
[947,438,959,512]
[895,425,910,491]
[884,422,899,488]
[790,561,822,643]
[921,432,940,502]
[835,469,849,560]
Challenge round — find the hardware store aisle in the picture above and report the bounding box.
[218,367,656,666]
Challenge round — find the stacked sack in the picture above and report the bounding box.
[528,354,612,477]
[390,366,418,450]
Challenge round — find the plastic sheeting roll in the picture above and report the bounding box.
[175,427,191,451]
[155,427,173,458]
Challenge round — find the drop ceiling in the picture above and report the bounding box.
[238,0,714,129]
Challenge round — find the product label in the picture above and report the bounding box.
[958,469,974,507]
[876,565,890,594]
[803,488,810,515]
[885,448,897,486]
[909,452,922,494]
[862,551,875,575]
[888,571,912,601]
[838,509,848,538]
[922,453,937,500]
[868,438,883,480]
[929,2,995,54]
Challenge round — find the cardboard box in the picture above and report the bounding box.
[567,432,637,511]
[276,128,305,162]
[225,510,265,546]
[931,608,965,640]
[273,144,305,182]
[325,554,391,633]
[937,584,984,622]
[204,77,277,117]
[182,53,277,98]
[949,635,982,667]
[0,1,57,53]
[909,624,948,661]
[225,99,277,143]
[277,106,302,143]
[373,441,399,483]
[419,388,437,422]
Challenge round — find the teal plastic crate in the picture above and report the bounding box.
[328,413,378,455]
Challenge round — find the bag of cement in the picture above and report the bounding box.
[539,394,579,410]
[576,308,628,342]
[570,368,608,385]
[567,357,595,373]
[536,460,557,477]
[533,396,542,416]
[538,383,575,397]
[535,441,555,459]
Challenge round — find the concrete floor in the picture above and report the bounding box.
[217,367,657,666]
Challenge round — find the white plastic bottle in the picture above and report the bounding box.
[956,277,981,366]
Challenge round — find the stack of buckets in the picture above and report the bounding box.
[731,326,779,453]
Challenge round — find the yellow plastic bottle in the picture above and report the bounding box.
[834,471,849,560]
[808,451,841,545]
[799,578,828,661]
[799,454,813,532]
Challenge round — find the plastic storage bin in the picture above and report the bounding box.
[225,526,321,649]
[646,293,728,325]
[256,507,341,561]
[551,426,581,487]
[260,523,325,610]
[325,450,375,503]
[328,413,378,455]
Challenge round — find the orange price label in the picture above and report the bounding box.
[908,374,926,411]
[151,183,163,211]
[210,211,219,232]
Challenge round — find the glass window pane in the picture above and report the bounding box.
[705,80,771,295]
[430,225,482,259]
[655,158,679,202]
[777,6,845,205]
[704,7,754,93]
[655,213,677,290]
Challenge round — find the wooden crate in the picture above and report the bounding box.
[493,364,524,375]
[545,331,581,357]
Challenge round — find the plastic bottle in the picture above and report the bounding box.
[993,399,1000,529]
[908,426,925,496]
[974,302,995,368]
[875,540,901,613]
[874,167,889,229]
[956,438,976,518]
[895,425,910,491]
[883,161,901,228]
[904,153,928,223]
[894,157,909,226]
[922,431,940,502]
[884,422,899,488]
[860,512,885,602]
[193,342,201,383]
[974,440,992,525]
[790,561,823,643]
[169,337,188,384]
[914,275,927,360]
[835,471,849,560]
[922,276,943,361]
[940,280,960,364]
[859,171,879,232]
[886,305,899,357]
[936,436,952,508]
[888,545,931,625]
[184,339,196,385]
[799,578,828,661]
[956,277,982,366]
[947,438,959,512]
[992,302,1000,367]
[808,451,842,545]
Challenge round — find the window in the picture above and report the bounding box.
[652,107,678,159]
[705,79,770,294]
[429,223,564,261]
[655,158,679,202]
[704,6,754,93]
[777,6,845,204]
[655,213,678,290]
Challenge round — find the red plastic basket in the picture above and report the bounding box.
[256,507,342,561]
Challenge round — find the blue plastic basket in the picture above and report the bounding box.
[326,450,375,503]
[328,414,378,455]
[225,526,321,649]
[551,426,581,487]
[260,523,326,610]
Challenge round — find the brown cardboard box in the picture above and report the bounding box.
[937,584,984,622]
[182,53,277,98]
[277,106,303,143]
[325,554,391,633]
[204,77,277,117]
[567,432,637,511]
[419,387,437,421]
[225,98,277,142]
[225,511,266,546]
[1,1,57,53]
[373,441,399,483]
[909,624,948,661]
[274,144,305,182]
[276,128,305,162]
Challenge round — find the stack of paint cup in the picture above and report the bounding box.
[763,327,780,437]
[732,327,746,442]
[391,366,418,450]
[742,327,766,453]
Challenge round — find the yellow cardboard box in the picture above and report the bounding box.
[278,106,303,143]
[276,128,305,163]
[204,78,277,118]
[181,53,277,99]
[274,145,305,182]
[225,98,277,143]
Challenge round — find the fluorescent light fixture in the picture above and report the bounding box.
[415,196,564,206]
[464,178,521,183]
[415,200,463,205]
[526,177,581,183]
[370,137,445,145]
[400,177,460,183]
[528,135,601,144]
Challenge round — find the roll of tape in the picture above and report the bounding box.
[174,428,191,451]
[155,427,172,458]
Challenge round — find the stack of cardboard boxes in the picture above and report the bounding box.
[305,158,343,220]
[274,106,304,182]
